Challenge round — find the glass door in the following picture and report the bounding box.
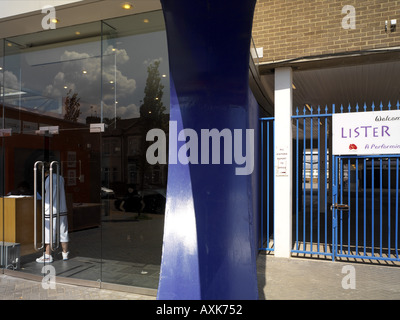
[0,11,169,293]
[0,39,6,273]
[1,24,103,285]
[99,13,169,291]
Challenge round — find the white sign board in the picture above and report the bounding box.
[332,110,400,155]
[275,146,289,176]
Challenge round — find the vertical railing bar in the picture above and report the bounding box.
[260,120,264,249]
[296,116,299,251]
[341,158,344,254]
[310,112,313,251]
[388,158,391,258]
[266,121,270,249]
[317,112,321,252]
[273,120,275,249]
[348,158,351,254]
[356,158,359,256]
[354,105,359,257]
[332,104,335,260]
[380,158,383,257]
[268,121,272,249]
[266,120,270,249]
[303,115,306,251]
[340,157,343,254]
[364,158,367,256]
[362,104,367,257]
[396,158,399,259]
[371,158,375,256]
[333,155,338,261]
[324,112,328,253]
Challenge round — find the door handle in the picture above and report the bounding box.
[33,161,61,252]
[33,161,45,252]
[330,203,349,211]
[49,161,60,252]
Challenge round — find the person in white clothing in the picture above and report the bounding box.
[36,164,69,263]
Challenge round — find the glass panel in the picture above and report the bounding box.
[2,22,102,282]
[0,9,169,291]
[100,11,169,289]
[0,39,5,271]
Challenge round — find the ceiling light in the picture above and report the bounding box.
[143,19,149,23]
[51,18,60,24]
[122,3,133,10]
[82,70,87,74]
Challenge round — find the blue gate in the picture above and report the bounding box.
[292,105,332,258]
[332,155,400,262]
[260,101,400,262]
[290,101,400,262]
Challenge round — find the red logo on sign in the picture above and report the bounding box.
[349,144,357,150]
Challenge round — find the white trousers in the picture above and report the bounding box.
[44,215,69,244]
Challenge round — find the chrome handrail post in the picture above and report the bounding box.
[33,161,44,251]
[49,161,60,251]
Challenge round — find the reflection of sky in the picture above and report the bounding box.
[3,30,169,123]
[104,31,170,120]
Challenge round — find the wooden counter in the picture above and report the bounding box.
[0,197,42,256]
[0,197,101,255]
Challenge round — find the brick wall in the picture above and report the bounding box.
[252,0,400,63]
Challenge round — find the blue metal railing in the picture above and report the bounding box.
[260,101,400,263]
[259,117,274,252]
[292,105,333,258]
[331,101,400,262]
[292,101,400,262]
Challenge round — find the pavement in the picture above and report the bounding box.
[1,253,400,300]
[0,273,155,300]
[258,253,400,300]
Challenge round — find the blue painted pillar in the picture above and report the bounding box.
[157,0,259,300]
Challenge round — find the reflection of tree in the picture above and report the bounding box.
[140,60,166,126]
[139,60,168,189]
[64,90,81,122]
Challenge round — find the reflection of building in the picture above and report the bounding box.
[87,116,168,196]
[1,104,100,204]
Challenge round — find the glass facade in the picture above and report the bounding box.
[0,10,169,291]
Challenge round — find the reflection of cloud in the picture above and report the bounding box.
[117,103,140,119]
[104,45,130,65]
[43,71,65,97]
[4,70,21,90]
[43,46,137,120]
